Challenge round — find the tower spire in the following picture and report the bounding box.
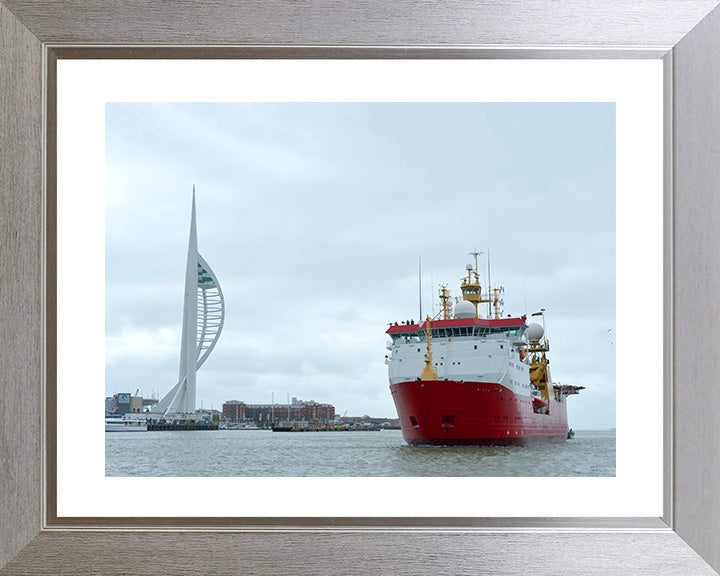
[154,187,225,416]
[178,188,199,412]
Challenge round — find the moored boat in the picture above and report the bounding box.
[105,414,148,432]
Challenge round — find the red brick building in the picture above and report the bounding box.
[222,400,246,422]
[222,397,334,423]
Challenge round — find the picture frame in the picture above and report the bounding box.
[1,1,719,574]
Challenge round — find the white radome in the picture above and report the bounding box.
[526,323,544,341]
[454,299,476,319]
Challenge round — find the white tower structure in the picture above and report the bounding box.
[154,189,224,416]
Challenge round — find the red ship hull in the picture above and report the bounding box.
[390,380,569,446]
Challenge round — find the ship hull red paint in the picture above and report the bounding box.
[390,380,569,446]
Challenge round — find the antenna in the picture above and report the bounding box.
[486,249,492,318]
[469,249,481,280]
[430,269,435,317]
[418,256,422,323]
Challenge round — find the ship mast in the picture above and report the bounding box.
[438,284,452,320]
[460,250,491,318]
[490,286,505,319]
[420,316,438,381]
[528,310,551,403]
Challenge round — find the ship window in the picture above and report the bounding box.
[393,333,421,342]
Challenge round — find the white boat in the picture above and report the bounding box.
[105,414,148,432]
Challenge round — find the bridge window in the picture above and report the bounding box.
[390,333,421,343]
[485,326,525,337]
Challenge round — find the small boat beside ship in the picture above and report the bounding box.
[386,251,584,446]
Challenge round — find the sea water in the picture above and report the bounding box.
[105,429,615,477]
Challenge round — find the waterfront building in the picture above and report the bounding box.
[222,401,246,422]
[222,398,335,423]
[153,190,225,416]
[105,392,143,415]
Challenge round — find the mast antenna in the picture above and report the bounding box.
[430,269,435,317]
[418,256,422,323]
[469,249,481,280]
[487,249,492,318]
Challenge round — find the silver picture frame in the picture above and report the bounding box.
[2,1,720,574]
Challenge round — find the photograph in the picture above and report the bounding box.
[104,101,616,478]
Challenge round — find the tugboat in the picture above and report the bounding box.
[386,252,584,446]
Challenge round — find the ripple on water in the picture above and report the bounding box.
[106,429,616,477]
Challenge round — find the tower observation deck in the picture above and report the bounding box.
[154,189,224,416]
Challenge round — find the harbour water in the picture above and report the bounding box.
[106,429,615,477]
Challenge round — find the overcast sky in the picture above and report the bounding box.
[105,102,615,429]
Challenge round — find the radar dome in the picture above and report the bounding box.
[454,300,476,319]
[527,323,544,341]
